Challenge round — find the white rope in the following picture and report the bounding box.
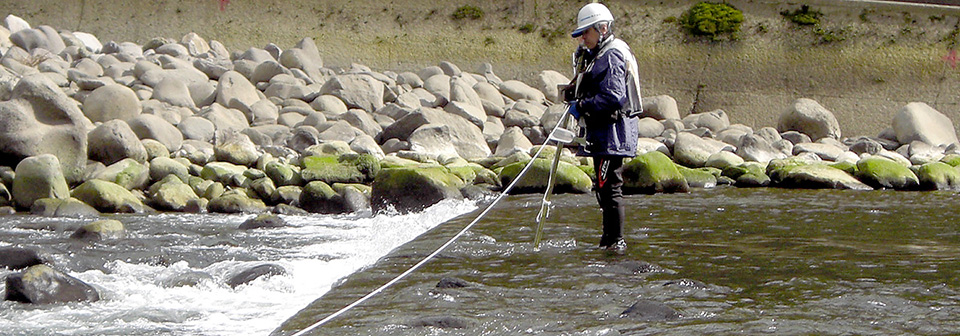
[288,112,572,336]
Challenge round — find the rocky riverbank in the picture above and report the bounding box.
[2,12,960,303]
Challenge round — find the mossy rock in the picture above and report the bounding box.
[299,180,344,214]
[300,154,380,184]
[371,166,465,214]
[855,157,919,190]
[498,158,592,194]
[71,180,149,213]
[71,219,125,240]
[331,183,372,196]
[915,162,960,191]
[829,160,858,175]
[208,191,267,214]
[775,164,872,190]
[766,157,811,184]
[149,157,189,183]
[380,156,421,169]
[678,166,717,188]
[250,177,279,204]
[622,151,689,194]
[940,154,960,167]
[264,161,302,186]
[148,175,200,211]
[722,162,766,180]
[200,161,247,185]
[95,158,150,191]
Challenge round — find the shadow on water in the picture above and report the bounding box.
[275,187,960,335]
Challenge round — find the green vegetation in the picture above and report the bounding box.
[815,26,846,44]
[679,2,744,41]
[780,5,822,26]
[539,26,566,41]
[518,23,536,34]
[452,5,483,20]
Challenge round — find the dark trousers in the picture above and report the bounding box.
[593,156,625,246]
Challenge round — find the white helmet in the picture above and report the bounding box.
[571,3,614,37]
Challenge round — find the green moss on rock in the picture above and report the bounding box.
[622,151,689,194]
[915,161,960,191]
[498,158,592,194]
[856,156,919,190]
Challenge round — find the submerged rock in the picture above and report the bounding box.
[226,263,286,288]
[238,213,287,230]
[620,299,681,321]
[0,247,43,270]
[408,316,475,329]
[70,219,125,240]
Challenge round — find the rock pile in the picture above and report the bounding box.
[0,14,959,226]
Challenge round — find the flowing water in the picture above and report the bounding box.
[276,188,960,336]
[0,200,478,336]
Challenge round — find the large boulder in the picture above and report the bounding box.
[12,154,70,209]
[736,133,787,164]
[300,154,380,184]
[641,95,681,120]
[215,71,261,114]
[319,74,384,113]
[673,132,732,168]
[855,156,919,190]
[371,166,465,214]
[682,109,729,133]
[71,179,149,213]
[536,70,570,103]
[499,80,545,103]
[498,158,592,194]
[623,151,690,194]
[777,98,841,140]
[5,264,100,304]
[892,102,959,147]
[214,133,260,167]
[127,114,183,153]
[82,84,141,122]
[382,107,490,159]
[87,120,148,165]
[494,127,534,157]
[0,74,89,183]
[724,162,771,187]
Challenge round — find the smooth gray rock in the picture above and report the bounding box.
[128,114,183,152]
[892,102,959,147]
[87,120,148,165]
[226,263,285,288]
[0,74,89,183]
[641,95,681,120]
[0,247,43,270]
[778,98,841,140]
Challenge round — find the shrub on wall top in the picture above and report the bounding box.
[680,2,744,41]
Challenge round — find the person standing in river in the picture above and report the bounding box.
[562,2,641,252]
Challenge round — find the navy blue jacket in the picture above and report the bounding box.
[574,39,639,157]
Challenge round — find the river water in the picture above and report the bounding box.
[0,200,478,335]
[276,188,960,335]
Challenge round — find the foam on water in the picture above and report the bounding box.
[0,199,477,336]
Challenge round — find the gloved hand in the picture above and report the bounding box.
[567,101,581,119]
